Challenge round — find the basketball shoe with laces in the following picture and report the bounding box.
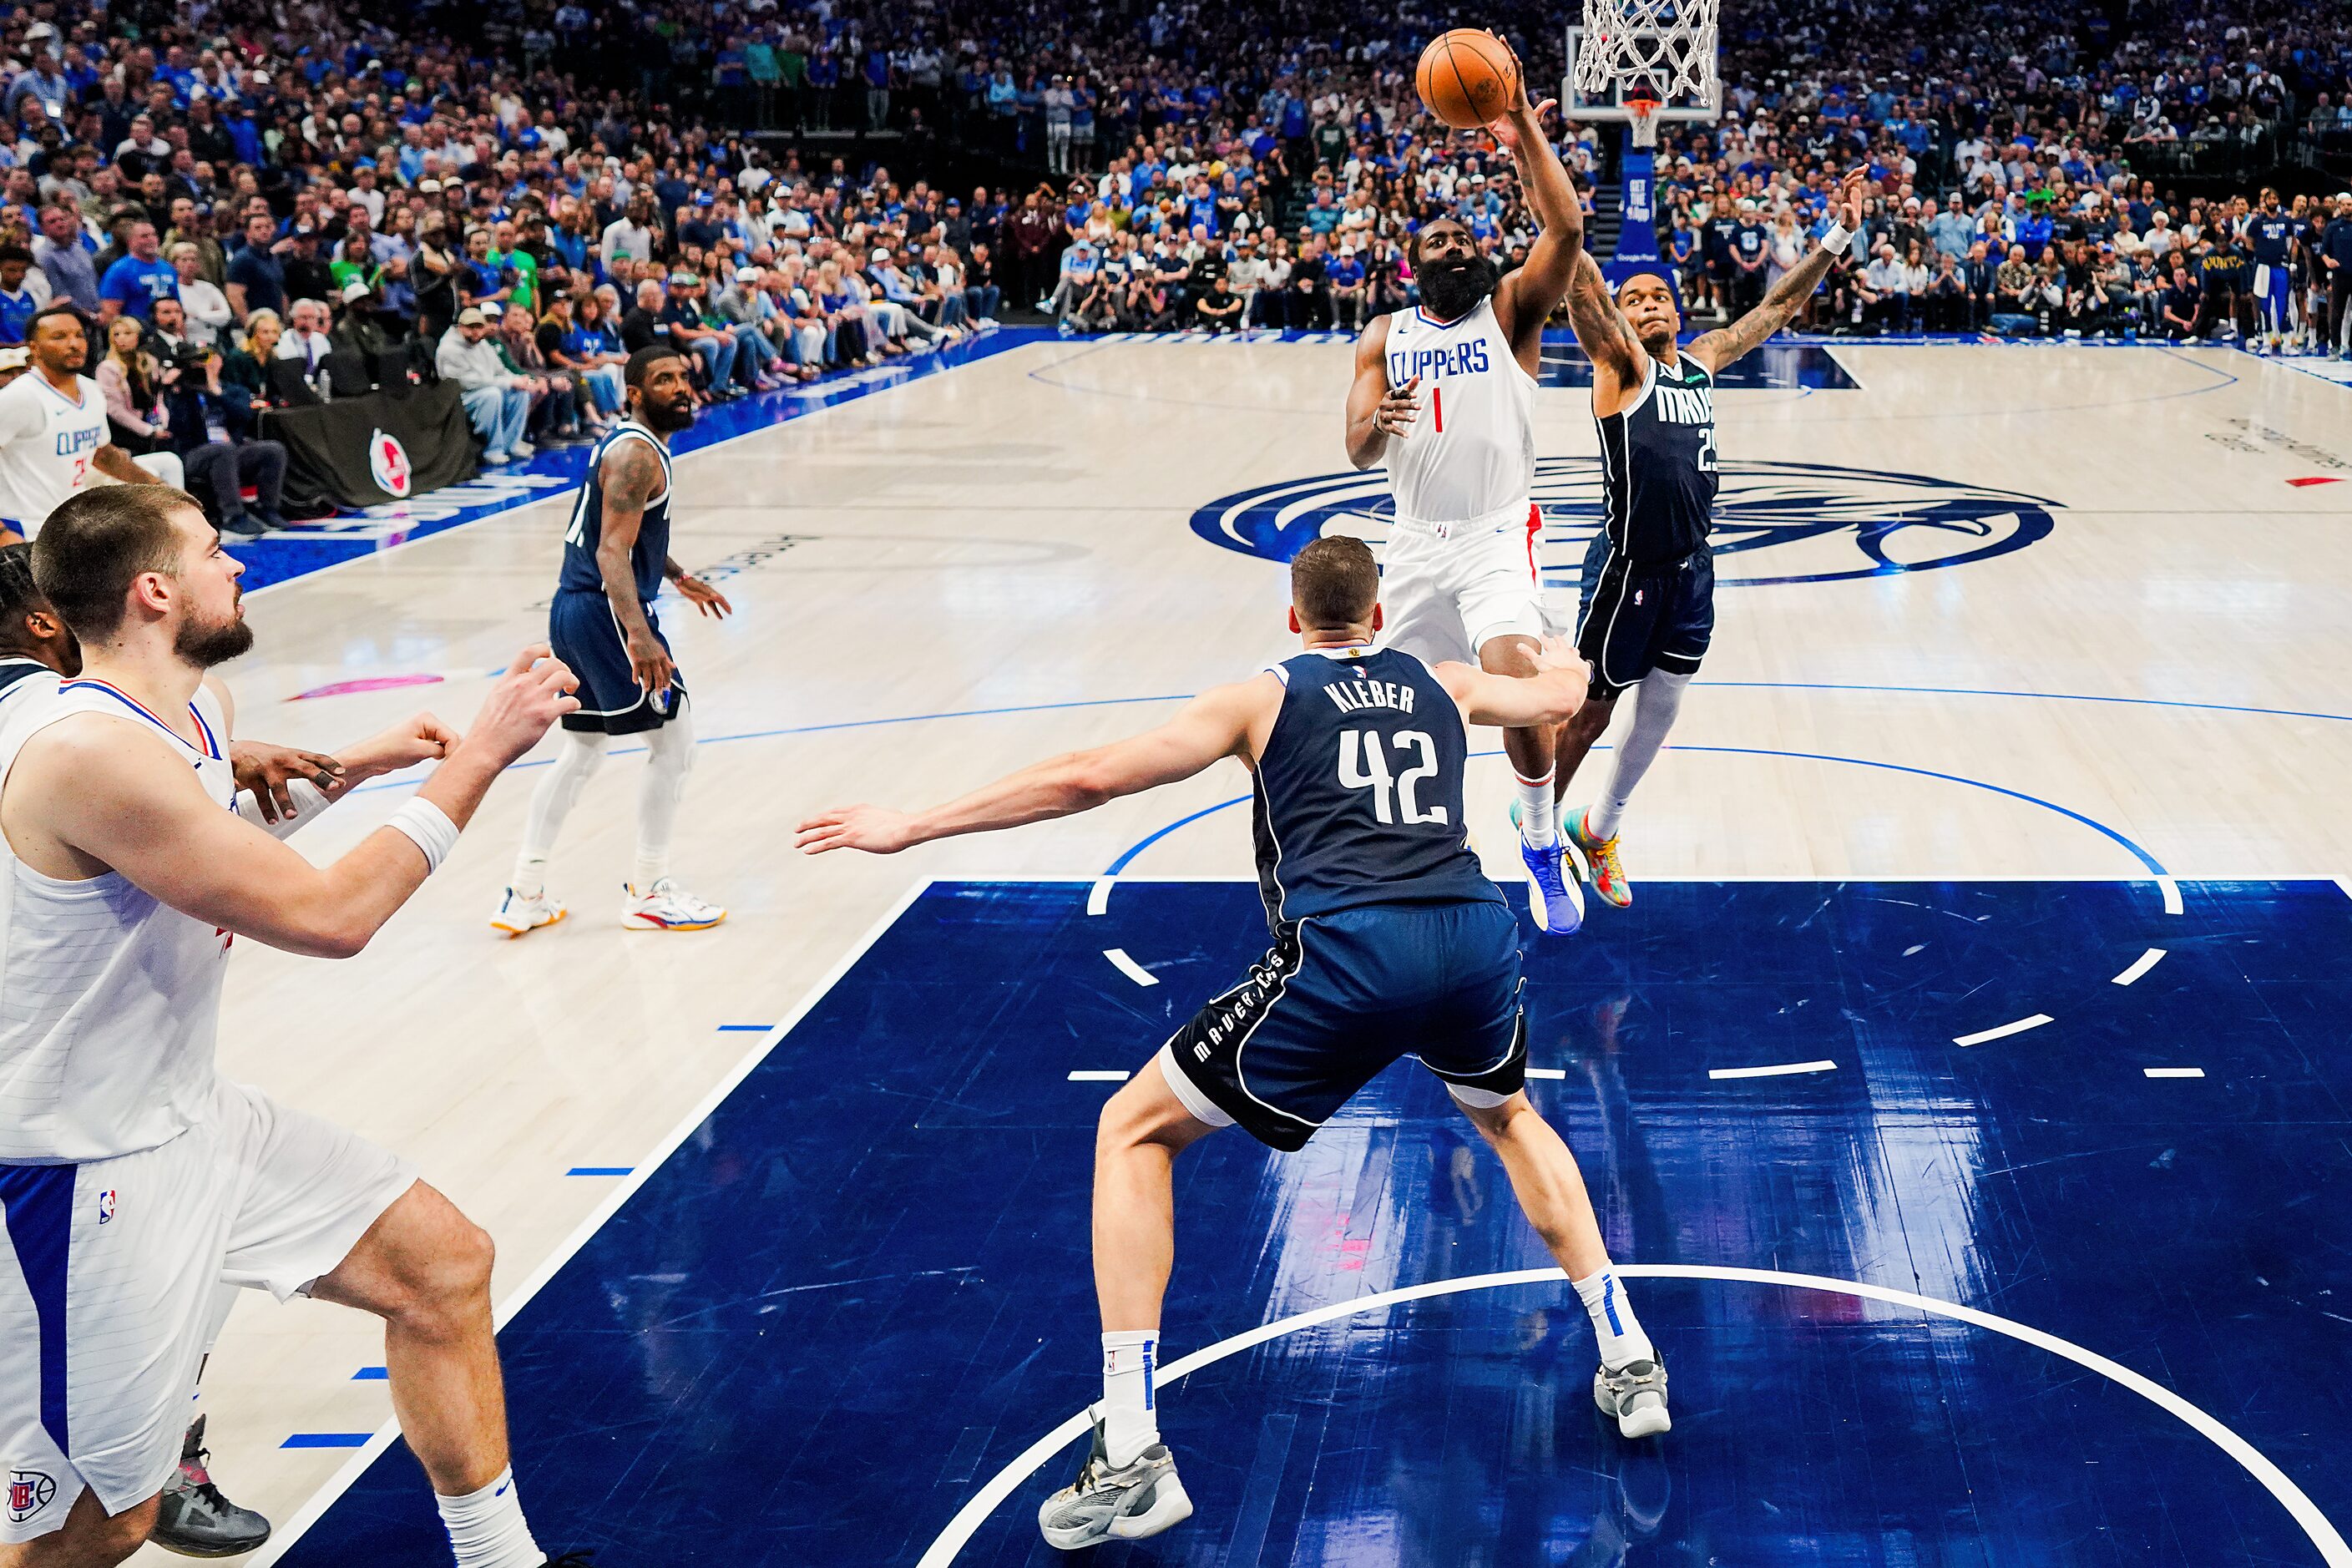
[1037,1418,1192,1550]
[1565,806,1632,908]
[490,886,568,937]
[151,1416,271,1557]
[621,878,727,931]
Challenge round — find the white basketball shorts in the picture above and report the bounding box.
[0,1077,414,1540]
[1378,499,1551,667]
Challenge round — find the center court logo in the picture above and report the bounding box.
[1190,458,2059,587]
[7,1469,54,1524]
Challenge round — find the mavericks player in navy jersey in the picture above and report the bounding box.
[493,347,735,935]
[2247,189,2298,354]
[1344,38,1594,938]
[800,537,1672,1552]
[1533,170,1869,908]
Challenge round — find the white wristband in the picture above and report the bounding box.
[1822,223,1854,256]
[385,798,461,874]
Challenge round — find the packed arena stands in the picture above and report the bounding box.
[4,0,2351,517]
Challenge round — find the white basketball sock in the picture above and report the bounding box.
[634,705,695,889]
[1589,670,1690,840]
[1514,768,1556,846]
[1100,1329,1161,1468]
[435,1467,543,1568]
[1571,1267,1655,1369]
[513,730,606,895]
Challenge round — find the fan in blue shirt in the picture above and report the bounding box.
[97,223,180,323]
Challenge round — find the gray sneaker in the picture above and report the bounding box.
[1036,1418,1192,1550]
[151,1416,272,1557]
[1594,1357,1672,1439]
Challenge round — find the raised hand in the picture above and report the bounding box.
[1375,373,1422,438]
[468,645,581,766]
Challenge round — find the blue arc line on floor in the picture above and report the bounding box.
[281,1434,373,1449]
[350,1368,388,1382]
[564,1166,634,1176]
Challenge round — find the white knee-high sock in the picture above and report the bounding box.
[435,1467,543,1568]
[1100,1329,1161,1468]
[511,729,606,895]
[1514,767,1556,846]
[1571,1267,1656,1369]
[634,703,695,889]
[1588,670,1691,839]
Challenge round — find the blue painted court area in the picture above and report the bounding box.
[276,878,2352,1565]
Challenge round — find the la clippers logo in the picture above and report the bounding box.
[96,1189,115,1224]
[1191,459,2060,587]
[7,1469,55,1524]
[368,429,412,498]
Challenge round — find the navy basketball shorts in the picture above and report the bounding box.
[549,588,688,735]
[1573,534,1716,702]
[1156,899,1527,1153]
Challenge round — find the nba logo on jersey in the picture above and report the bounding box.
[7,1470,55,1524]
[96,1188,115,1224]
[369,429,413,498]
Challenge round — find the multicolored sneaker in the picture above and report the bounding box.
[621,878,728,931]
[151,1416,272,1557]
[1037,1417,1192,1550]
[1565,806,1632,908]
[1594,1356,1672,1439]
[490,887,568,938]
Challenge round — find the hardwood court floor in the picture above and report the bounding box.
[144,336,2352,1562]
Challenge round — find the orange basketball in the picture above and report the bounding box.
[1415,29,1520,130]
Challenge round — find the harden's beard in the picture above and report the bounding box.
[175,606,255,668]
[1417,255,1500,321]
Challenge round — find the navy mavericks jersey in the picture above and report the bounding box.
[2248,214,2294,266]
[1596,355,1717,564]
[1249,646,1500,928]
[559,422,673,603]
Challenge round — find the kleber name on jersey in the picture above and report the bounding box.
[1388,337,1491,385]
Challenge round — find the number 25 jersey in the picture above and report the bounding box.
[1597,354,1718,564]
[1249,645,1502,929]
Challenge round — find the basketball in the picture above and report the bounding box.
[1416,29,1520,129]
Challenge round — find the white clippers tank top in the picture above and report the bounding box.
[1377,296,1536,526]
[0,678,236,1163]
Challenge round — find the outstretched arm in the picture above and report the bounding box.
[1688,169,1866,372]
[1433,637,1591,728]
[1485,41,1582,349]
[1344,313,1418,468]
[797,675,1280,854]
[1563,251,1645,403]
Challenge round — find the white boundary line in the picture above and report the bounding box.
[249,876,937,1565]
[1709,1060,1837,1080]
[915,1264,2352,1568]
[2145,1067,2207,1079]
[1524,1067,1568,1080]
[1067,1070,1131,1083]
[2111,948,2168,986]
[243,336,1031,600]
[1103,948,1160,987]
[1953,1013,2054,1047]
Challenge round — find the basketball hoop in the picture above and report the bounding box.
[1573,0,1718,104]
[1623,96,1662,149]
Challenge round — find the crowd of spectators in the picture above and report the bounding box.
[3,0,2351,531]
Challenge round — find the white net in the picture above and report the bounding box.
[1572,0,1719,102]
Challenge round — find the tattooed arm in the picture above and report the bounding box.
[1688,169,1868,373]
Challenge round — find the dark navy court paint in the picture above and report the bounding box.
[275,879,2352,1566]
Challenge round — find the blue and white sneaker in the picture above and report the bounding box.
[1519,829,1586,936]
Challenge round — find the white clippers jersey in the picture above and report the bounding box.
[0,678,235,1164]
[1377,296,1535,525]
[0,372,111,538]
